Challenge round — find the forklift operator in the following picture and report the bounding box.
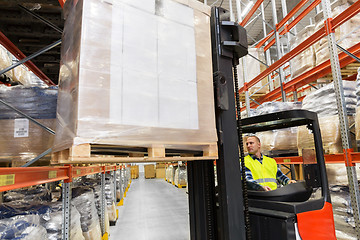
[244,135,296,191]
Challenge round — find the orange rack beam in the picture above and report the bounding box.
[0,31,55,86]
[0,166,69,192]
[275,152,360,165]
[240,0,265,27]
[240,1,360,107]
[0,165,120,192]
[244,41,360,109]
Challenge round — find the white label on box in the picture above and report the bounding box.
[14,119,29,138]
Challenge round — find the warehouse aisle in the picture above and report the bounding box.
[110,173,190,240]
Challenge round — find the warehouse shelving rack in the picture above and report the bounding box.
[237,0,360,236]
[0,164,130,239]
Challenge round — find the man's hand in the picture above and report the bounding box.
[288,180,296,184]
[263,186,272,191]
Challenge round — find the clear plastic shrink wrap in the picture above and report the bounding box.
[0,45,12,77]
[244,102,301,154]
[0,86,57,165]
[106,174,117,222]
[3,186,51,202]
[314,0,360,65]
[299,80,356,154]
[0,215,47,240]
[290,25,316,78]
[0,201,84,240]
[72,188,102,240]
[302,80,356,116]
[54,0,216,152]
[116,170,123,201]
[174,166,187,186]
[73,176,112,230]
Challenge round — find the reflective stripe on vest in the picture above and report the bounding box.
[256,178,277,184]
[244,155,278,190]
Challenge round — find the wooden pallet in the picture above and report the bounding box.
[51,143,218,164]
[240,92,267,102]
[320,62,360,81]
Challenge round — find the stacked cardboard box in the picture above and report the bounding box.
[144,164,156,179]
[0,86,57,166]
[156,163,166,179]
[300,81,356,154]
[130,165,139,179]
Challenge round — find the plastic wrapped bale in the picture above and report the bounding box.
[290,25,316,78]
[41,202,85,240]
[0,45,12,79]
[76,177,112,231]
[237,47,268,94]
[174,166,187,186]
[116,170,123,201]
[0,215,48,240]
[314,0,360,65]
[256,128,298,154]
[248,102,301,154]
[297,115,355,155]
[326,164,360,185]
[3,186,51,203]
[105,173,117,222]
[54,0,217,153]
[254,101,302,116]
[0,86,57,166]
[71,188,101,240]
[302,80,356,116]
[0,201,84,240]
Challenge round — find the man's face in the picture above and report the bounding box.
[246,137,261,154]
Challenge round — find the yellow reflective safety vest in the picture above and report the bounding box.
[244,155,278,190]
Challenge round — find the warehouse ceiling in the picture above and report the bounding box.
[0,0,316,85]
[0,0,64,85]
[206,0,316,47]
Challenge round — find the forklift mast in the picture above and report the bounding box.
[188,6,248,240]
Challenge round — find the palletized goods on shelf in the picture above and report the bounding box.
[299,80,356,154]
[0,86,57,166]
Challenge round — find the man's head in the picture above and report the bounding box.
[246,135,261,155]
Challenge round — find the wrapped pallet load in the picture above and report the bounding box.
[314,0,360,66]
[244,102,301,155]
[174,165,187,187]
[299,80,356,155]
[72,188,102,240]
[290,25,316,78]
[54,0,217,154]
[0,214,47,240]
[0,86,57,166]
[0,198,84,240]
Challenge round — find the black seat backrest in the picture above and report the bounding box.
[247,181,313,202]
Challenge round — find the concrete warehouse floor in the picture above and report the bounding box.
[110,173,190,240]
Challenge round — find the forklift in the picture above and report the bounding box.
[187,7,336,240]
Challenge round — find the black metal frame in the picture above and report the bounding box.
[241,109,331,202]
[188,7,248,240]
